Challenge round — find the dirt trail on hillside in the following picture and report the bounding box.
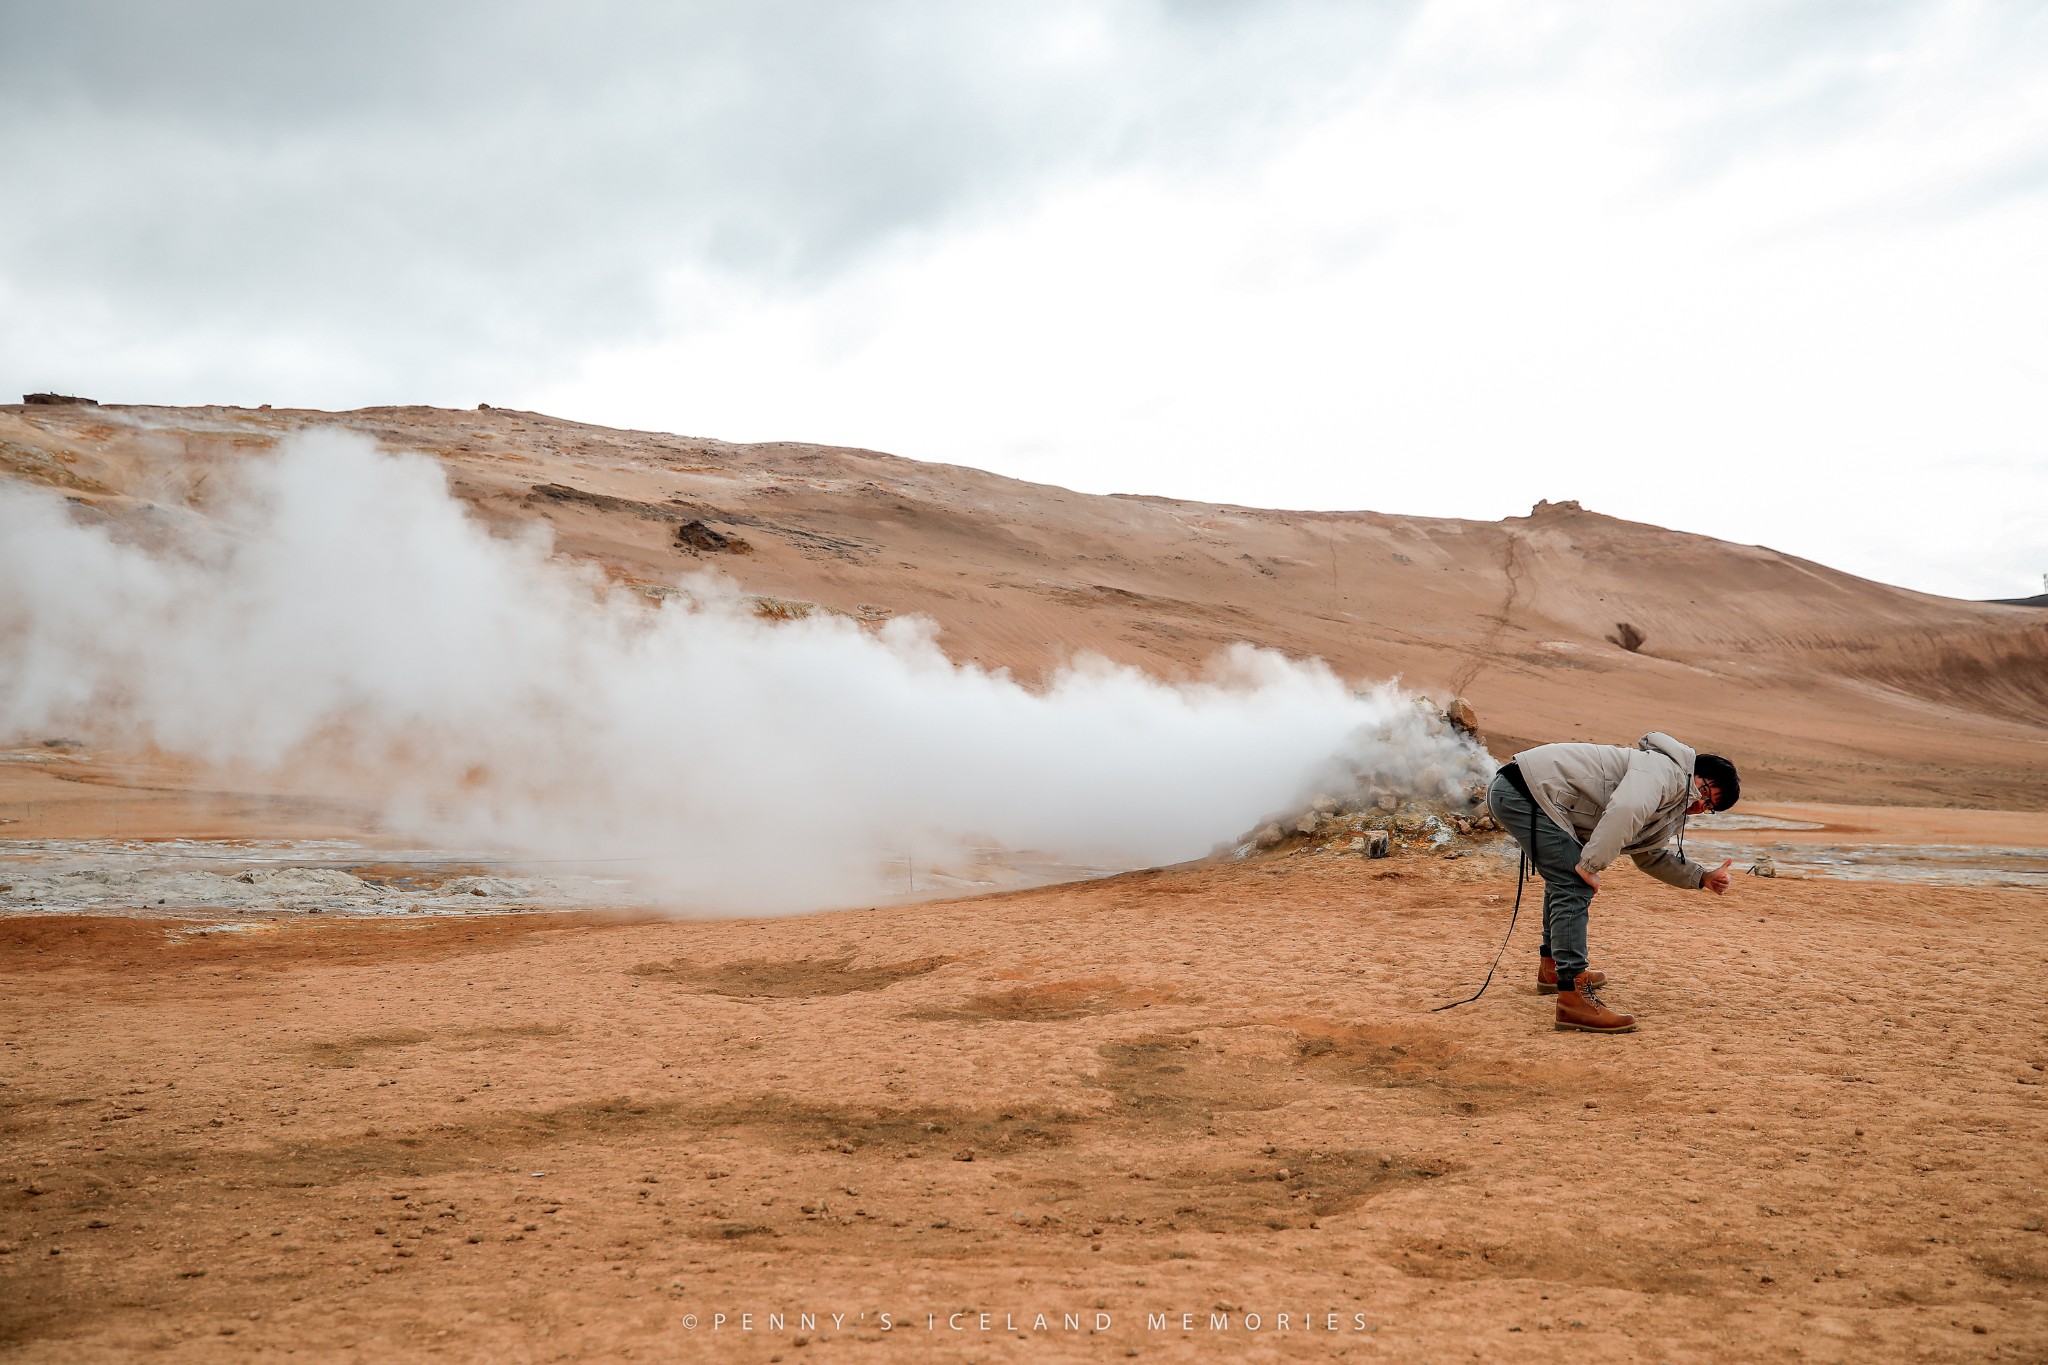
[4,851,2043,1363]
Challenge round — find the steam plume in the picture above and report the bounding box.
[0,434,1486,911]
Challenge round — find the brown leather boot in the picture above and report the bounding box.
[1537,957,1606,995]
[1555,981,1636,1033]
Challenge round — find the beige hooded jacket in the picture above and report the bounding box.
[1509,732,1706,889]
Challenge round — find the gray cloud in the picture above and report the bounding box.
[4,0,2029,426]
[1650,1,2046,198]
[0,0,1416,399]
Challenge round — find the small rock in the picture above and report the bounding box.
[1253,824,1284,850]
[953,1149,974,1162]
[676,520,751,554]
[1445,697,1480,738]
[1364,831,1391,859]
[1290,812,1318,836]
[1748,856,1777,878]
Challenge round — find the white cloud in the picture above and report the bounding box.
[532,1,2048,598]
[4,0,2042,597]
[0,435,1489,911]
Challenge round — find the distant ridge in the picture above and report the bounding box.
[4,401,2047,808]
[1987,593,2048,608]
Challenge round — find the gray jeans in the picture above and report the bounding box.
[1486,772,1594,981]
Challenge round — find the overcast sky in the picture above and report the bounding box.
[4,0,2043,600]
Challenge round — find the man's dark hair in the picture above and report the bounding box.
[1695,753,1740,811]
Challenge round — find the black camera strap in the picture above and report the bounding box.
[1433,767,1536,1013]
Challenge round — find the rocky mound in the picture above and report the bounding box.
[1230,696,1505,863]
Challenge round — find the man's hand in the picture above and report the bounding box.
[1702,859,1734,895]
[1574,863,1601,890]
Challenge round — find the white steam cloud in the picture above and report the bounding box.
[0,434,1487,911]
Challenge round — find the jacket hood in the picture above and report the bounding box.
[1636,732,1697,775]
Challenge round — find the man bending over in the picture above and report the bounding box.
[1486,732,1739,1034]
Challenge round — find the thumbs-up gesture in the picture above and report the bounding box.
[1702,859,1734,895]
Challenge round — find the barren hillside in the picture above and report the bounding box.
[4,401,2044,807]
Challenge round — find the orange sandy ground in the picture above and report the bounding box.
[3,848,2045,1363]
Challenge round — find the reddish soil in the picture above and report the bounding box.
[4,852,2044,1362]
